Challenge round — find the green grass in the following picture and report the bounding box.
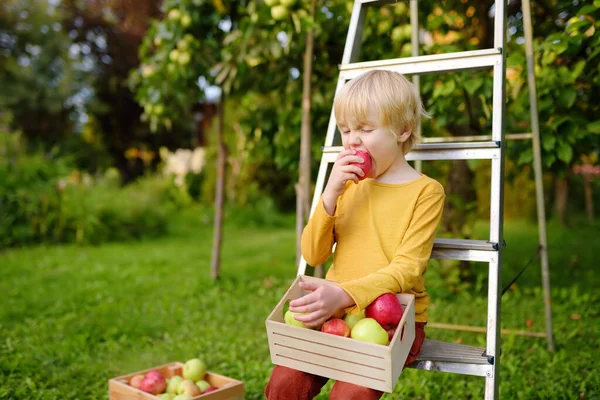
[1,208,599,399]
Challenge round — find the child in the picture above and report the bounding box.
[265,70,445,400]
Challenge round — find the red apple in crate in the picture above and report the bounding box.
[387,326,397,342]
[129,374,145,389]
[139,370,166,394]
[203,386,219,394]
[350,150,372,180]
[366,293,403,330]
[321,318,351,337]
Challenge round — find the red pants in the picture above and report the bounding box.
[265,322,426,400]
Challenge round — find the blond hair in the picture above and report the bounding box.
[333,70,426,154]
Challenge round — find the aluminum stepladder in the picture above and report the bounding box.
[296,0,508,398]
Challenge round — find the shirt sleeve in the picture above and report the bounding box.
[338,190,445,312]
[300,196,337,266]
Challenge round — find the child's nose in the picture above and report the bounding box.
[349,131,361,145]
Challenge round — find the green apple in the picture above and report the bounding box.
[343,309,366,330]
[183,358,207,382]
[180,14,192,28]
[169,49,180,62]
[264,0,279,6]
[284,310,313,329]
[158,394,176,400]
[270,5,289,20]
[173,395,193,400]
[196,380,210,392]
[280,0,296,7]
[178,52,191,65]
[168,9,181,21]
[166,375,183,394]
[141,65,155,78]
[351,318,389,345]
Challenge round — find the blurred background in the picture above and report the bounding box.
[1,0,598,251]
[2,1,600,399]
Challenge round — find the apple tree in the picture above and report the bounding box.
[505,1,600,224]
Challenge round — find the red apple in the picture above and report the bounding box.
[139,370,167,394]
[321,318,351,337]
[129,374,145,389]
[202,386,219,394]
[365,293,403,330]
[387,326,397,342]
[350,150,372,180]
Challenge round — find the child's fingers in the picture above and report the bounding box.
[294,311,326,327]
[336,149,356,160]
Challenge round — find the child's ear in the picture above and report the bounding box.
[397,131,412,143]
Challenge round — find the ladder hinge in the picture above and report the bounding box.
[482,349,500,365]
[486,240,506,251]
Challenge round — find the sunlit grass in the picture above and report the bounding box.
[1,209,598,399]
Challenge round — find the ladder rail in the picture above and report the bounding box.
[297,1,515,398]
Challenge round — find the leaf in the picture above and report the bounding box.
[558,87,577,108]
[588,120,600,134]
[570,60,586,81]
[518,148,533,165]
[463,78,483,95]
[556,141,573,164]
[441,79,456,96]
[577,5,596,16]
[542,134,556,151]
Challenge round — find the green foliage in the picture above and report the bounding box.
[506,2,600,171]
[0,132,191,248]
[0,0,79,147]
[1,217,599,399]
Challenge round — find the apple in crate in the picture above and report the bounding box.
[366,293,403,330]
[177,380,202,396]
[129,373,145,389]
[321,318,351,337]
[351,318,389,345]
[183,358,207,381]
[158,394,176,400]
[284,310,314,329]
[196,380,210,392]
[166,375,183,394]
[139,370,167,394]
[343,309,365,330]
[203,387,219,394]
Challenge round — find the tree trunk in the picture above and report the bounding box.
[296,0,319,276]
[211,94,227,279]
[554,175,568,226]
[583,176,594,223]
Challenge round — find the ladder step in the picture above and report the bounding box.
[339,48,502,79]
[322,141,501,162]
[432,239,499,262]
[417,339,489,364]
[434,238,498,252]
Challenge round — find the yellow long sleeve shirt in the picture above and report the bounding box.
[301,174,445,322]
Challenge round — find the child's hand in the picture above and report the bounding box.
[288,282,354,327]
[322,149,366,215]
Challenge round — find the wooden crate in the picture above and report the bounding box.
[265,275,415,393]
[108,362,244,400]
